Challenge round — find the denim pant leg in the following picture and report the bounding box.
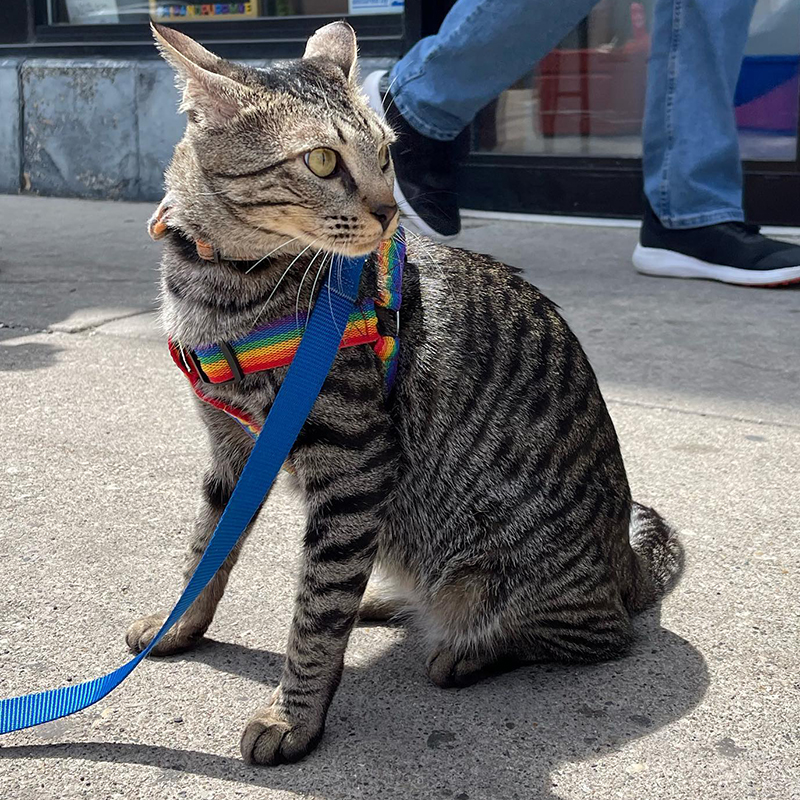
[389,0,599,141]
[643,0,758,228]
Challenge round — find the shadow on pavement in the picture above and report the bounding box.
[0,608,709,799]
[0,330,63,372]
[0,196,159,348]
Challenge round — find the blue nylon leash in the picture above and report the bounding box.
[0,254,367,735]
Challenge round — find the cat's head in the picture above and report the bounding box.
[153,22,398,260]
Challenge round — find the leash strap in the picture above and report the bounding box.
[0,254,367,735]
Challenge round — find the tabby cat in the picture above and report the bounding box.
[127,22,683,766]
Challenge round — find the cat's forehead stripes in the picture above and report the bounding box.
[235,103,389,165]
[239,61,391,147]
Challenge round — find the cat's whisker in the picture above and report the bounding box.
[324,253,346,336]
[406,229,432,251]
[251,239,318,327]
[405,228,440,275]
[245,235,302,274]
[380,76,402,118]
[381,72,400,107]
[327,273,340,336]
[308,251,332,319]
[296,247,326,328]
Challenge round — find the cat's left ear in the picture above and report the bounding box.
[303,21,358,83]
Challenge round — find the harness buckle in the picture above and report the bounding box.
[182,342,244,386]
[182,346,212,384]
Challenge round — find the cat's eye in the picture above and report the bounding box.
[304,148,338,178]
[378,144,391,170]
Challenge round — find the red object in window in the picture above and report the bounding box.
[624,2,650,54]
[537,3,650,138]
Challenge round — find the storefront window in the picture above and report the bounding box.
[474,0,799,163]
[51,0,403,25]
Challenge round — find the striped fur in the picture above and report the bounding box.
[127,22,684,766]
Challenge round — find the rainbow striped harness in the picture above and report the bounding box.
[169,228,406,440]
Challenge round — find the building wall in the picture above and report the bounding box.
[0,56,395,202]
[0,59,22,195]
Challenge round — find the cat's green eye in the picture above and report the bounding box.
[304,148,338,178]
[378,144,391,170]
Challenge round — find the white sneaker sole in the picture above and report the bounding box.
[362,70,458,243]
[632,244,800,287]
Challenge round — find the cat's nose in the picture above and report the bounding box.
[370,202,398,232]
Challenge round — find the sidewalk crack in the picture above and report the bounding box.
[606,397,800,431]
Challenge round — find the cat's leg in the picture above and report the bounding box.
[126,407,258,656]
[357,581,402,622]
[425,583,636,687]
[419,563,511,688]
[426,646,522,689]
[423,559,566,688]
[240,394,397,765]
[357,567,415,622]
[514,599,636,667]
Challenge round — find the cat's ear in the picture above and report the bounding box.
[303,21,358,83]
[152,23,252,127]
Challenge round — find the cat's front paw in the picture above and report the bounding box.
[240,704,324,766]
[125,613,203,656]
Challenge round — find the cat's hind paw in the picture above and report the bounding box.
[240,706,324,766]
[125,613,203,656]
[426,646,508,689]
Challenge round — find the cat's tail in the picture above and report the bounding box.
[629,501,684,606]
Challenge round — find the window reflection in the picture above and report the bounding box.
[473,0,798,162]
[55,0,402,25]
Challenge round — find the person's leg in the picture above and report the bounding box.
[635,0,800,286]
[643,0,756,227]
[364,0,599,238]
[389,0,600,142]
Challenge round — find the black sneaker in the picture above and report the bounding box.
[363,70,461,239]
[633,203,800,287]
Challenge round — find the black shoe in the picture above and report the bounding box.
[363,70,461,239]
[633,203,800,287]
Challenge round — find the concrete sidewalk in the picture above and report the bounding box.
[0,195,797,800]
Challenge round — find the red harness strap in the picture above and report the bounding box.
[169,341,265,439]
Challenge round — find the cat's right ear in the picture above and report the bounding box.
[303,22,358,83]
[152,23,252,128]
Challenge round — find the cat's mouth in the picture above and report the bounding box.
[301,223,398,258]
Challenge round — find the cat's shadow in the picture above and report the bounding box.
[0,607,708,799]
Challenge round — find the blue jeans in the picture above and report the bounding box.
[390,0,758,228]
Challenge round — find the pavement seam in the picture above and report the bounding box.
[52,308,155,334]
[0,321,46,334]
[606,396,800,431]
[1,309,155,336]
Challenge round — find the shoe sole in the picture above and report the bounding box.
[362,70,458,243]
[632,244,800,287]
